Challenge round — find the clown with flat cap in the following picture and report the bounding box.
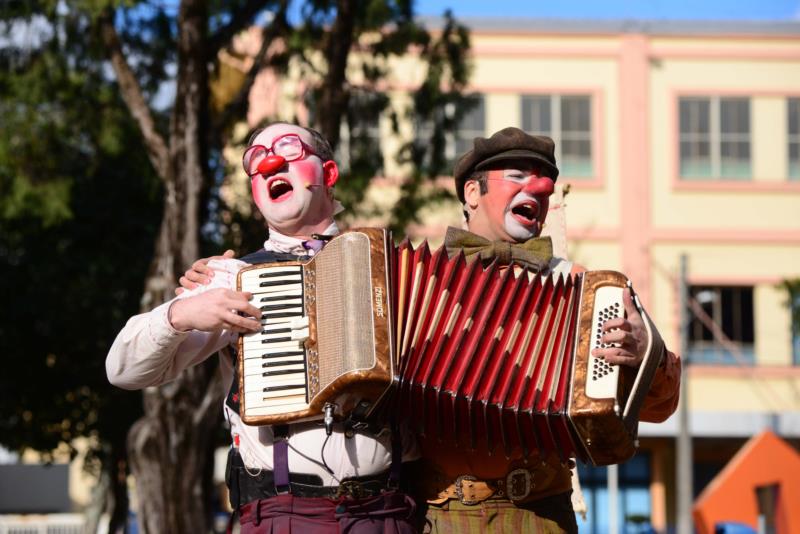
[411,127,682,534]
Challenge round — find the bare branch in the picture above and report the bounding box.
[99,10,170,179]
[208,0,273,54]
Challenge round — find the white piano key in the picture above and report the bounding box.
[291,328,310,341]
[241,343,305,356]
[290,316,309,329]
[245,390,306,405]
[245,374,307,389]
[241,267,301,283]
[245,396,309,415]
[244,330,305,346]
[245,392,307,408]
[242,278,302,293]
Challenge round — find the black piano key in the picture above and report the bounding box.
[262,359,305,368]
[259,270,300,278]
[261,336,291,344]
[262,369,305,376]
[263,311,303,319]
[260,294,303,303]
[261,327,291,334]
[261,303,301,312]
[264,384,305,392]
[260,279,300,287]
[261,351,304,359]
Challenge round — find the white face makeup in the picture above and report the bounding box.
[465,162,555,243]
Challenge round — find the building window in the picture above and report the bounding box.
[789,98,800,180]
[521,94,593,177]
[784,280,800,365]
[679,96,751,180]
[688,285,755,365]
[577,453,652,533]
[454,95,486,161]
[338,89,385,174]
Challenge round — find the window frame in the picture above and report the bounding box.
[687,284,755,366]
[521,93,594,179]
[788,97,800,181]
[678,95,752,181]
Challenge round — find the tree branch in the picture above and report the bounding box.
[208,0,274,54]
[99,10,170,180]
[317,0,356,148]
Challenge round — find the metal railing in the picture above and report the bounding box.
[0,514,84,534]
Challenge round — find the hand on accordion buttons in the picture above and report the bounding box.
[168,288,262,333]
[175,249,235,295]
[591,288,647,369]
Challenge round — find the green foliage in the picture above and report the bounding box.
[0,1,161,461]
[387,11,473,234]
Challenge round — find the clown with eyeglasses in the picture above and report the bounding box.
[107,122,420,533]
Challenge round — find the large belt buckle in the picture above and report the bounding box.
[336,480,364,499]
[454,474,479,505]
[506,468,533,501]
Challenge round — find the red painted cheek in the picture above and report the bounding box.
[523,177,555,196]
[251,179,268,205]
[291,160,323,188]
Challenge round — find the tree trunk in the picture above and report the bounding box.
[123,0,223,531]
[316,0,355,148]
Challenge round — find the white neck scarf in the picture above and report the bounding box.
[263,221,340,257]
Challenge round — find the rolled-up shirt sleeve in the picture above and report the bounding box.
[639,349,681,423]
[106,258,244,390]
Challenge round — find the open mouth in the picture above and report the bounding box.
[511,201,539,224]
[267,178,294,201]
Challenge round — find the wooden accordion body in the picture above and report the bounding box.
[237,228,663,466]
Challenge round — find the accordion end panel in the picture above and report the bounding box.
[312,229,394,422]
[568,270,637,466]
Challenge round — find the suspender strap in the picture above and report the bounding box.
[388,423,402,489]
[272,424,290,493]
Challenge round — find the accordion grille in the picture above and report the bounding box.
[315,232,376,388]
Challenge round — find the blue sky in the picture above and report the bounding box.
[412,0,800,20]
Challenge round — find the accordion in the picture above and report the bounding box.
[237,228,664,466]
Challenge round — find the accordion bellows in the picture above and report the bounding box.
[237,229,664,466]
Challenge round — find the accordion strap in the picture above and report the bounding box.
[622,286,666,430]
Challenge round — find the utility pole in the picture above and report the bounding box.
[677,254,693,534]
[608,463,619,534]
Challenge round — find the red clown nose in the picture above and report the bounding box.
[523,176,555,196]
[257,154,286,176]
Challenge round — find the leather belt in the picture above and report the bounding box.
[288,477,393,499]
[226,448,394,508]
[427,463,560,506]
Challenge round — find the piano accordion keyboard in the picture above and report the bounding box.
[240,265,311,417]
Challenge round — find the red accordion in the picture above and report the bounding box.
[237,228,664,466]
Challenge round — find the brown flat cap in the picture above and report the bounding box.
[453,127,559,203]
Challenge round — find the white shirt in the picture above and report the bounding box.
[106,227,416,484]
